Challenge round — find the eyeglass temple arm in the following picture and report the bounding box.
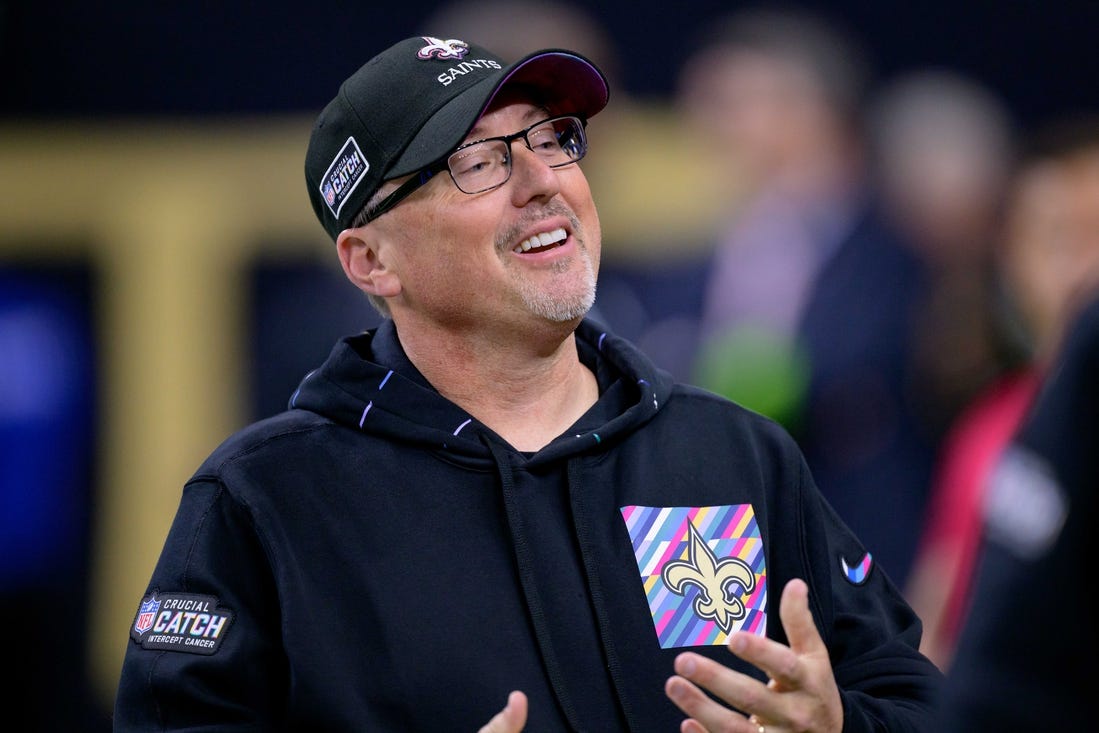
[364,167,441,222]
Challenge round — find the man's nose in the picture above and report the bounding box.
[508,144,562,204]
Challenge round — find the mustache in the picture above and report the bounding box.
[496,202,582,252]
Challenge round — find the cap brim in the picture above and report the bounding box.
[388,49,609,178]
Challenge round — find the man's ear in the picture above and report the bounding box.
[336,226,401,299]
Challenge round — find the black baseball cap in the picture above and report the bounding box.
[304,35,610,241]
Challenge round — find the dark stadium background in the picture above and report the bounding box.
[4,1,1098,127]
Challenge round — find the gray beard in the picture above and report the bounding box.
[514,251,598,322]
[497,203,598,322]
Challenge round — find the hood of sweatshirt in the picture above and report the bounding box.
[287,317,674,467]
[285,317,681,730]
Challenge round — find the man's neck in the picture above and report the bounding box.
[395,319,600,452]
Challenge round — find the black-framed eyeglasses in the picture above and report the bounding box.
[363,114,588,222]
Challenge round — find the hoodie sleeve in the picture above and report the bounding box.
[791,456,944,733]
[113,478,287,731]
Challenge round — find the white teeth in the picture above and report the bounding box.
[514,227,567,253]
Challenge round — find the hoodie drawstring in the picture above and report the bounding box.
[484,436,583,732]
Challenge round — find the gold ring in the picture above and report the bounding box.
[748,714,765,733]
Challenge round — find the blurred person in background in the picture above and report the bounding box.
[935,278,1099,730]
[906,114,1099,670]
[680,6,935,590]
[867,70,1018,437]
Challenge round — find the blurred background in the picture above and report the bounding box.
[3,0,1099,728]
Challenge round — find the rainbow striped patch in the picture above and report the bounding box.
[620,504,768,649]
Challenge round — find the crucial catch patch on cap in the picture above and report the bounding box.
[320,137,370,219]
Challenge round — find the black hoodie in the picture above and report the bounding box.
[115,317,941,731]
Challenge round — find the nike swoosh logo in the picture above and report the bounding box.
[840,552,873,585]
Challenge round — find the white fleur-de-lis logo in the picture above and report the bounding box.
[662,520,756,633]
[418,36,469,60]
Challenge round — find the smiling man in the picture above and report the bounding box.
[113,36,942,732]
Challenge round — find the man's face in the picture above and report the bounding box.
[372,99,602,336]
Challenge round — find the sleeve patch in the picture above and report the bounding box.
[129,591,235,655]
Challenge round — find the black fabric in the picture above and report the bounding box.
[114,317,942,731]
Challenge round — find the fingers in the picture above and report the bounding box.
[726,578,825,690]
[774,577,828,686]
[726,578,842,731]
[666,653,768,732]
[666,671,762,733]
[665,578,843,732]
[778,578,825,656]
[477,691,528,733]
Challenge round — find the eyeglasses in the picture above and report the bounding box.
[364,115,588,222]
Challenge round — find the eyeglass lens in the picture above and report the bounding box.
[446,116,586,194]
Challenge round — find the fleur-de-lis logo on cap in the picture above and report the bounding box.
[662,519,756,633]
[418,36,469,60]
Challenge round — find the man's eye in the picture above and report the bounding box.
[528,128,560,152]
[451,146,498,176]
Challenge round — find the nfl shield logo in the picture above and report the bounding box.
[134,594,161,636]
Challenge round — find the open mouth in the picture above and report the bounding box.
[513,227,567,254]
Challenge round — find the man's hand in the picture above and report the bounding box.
[477,691,528,733]
[664,578,843,733]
